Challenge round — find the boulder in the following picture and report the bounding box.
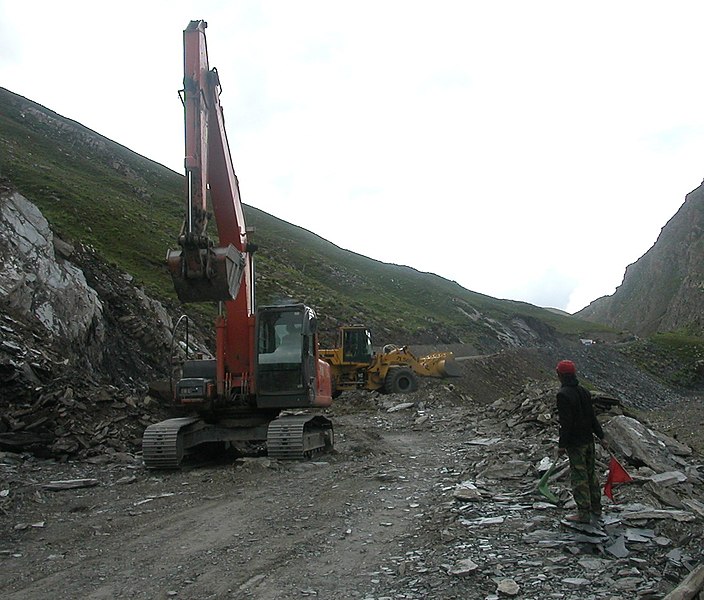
[604,415,692,473]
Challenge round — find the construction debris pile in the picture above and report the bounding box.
[362,380,704,600]
[0,379,165,460]
[0,311,171,460]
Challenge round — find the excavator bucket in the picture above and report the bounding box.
[167,244,245,303]
[418,352,462,378]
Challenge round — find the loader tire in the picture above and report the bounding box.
[384,367,418,394]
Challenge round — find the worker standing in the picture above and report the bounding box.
[555,359,606,523]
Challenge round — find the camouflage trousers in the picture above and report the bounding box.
[566,442,602,516]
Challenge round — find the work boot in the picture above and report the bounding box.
[565,513,590,524]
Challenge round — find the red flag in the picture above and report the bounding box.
[604,456,633,501]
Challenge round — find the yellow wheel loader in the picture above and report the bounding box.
[319,326,461,397]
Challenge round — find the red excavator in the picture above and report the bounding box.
[142,20,333,468]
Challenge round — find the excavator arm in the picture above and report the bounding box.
[166,20,255,382]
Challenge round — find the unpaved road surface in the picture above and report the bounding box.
[2,380,703,600]
[3,405,461,600]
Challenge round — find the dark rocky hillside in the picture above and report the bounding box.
[578,183,704,337]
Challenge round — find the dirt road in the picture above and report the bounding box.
[1,401,467,600]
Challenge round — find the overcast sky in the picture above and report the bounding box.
[2,1,703,313]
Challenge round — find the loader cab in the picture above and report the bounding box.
[255,304,321,407]
[341,327,373,364]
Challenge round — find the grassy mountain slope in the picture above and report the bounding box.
[0,87,608,348]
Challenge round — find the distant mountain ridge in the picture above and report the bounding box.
[577,184,703,336]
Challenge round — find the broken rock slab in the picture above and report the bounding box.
[643,481,685,509]
[621,508,695,522]
[42,478,99,491]
[605,415,692,473]
[606,536,630,559]
[386,402,415,413]
[681,498,704,519]
[662,563,704,600]
[563,577,590,587]
[496,578,520,596]
[649,471,687,486]
[465,436,501,446]
[448,557,479,576]
[453,481,483,501]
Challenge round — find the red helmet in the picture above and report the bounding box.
[556,360,576,375]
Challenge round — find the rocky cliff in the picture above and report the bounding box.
[578,183,704,336]
[0,184,178,401]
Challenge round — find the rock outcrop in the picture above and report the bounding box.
[0,189,104,354]
[578,183,704,336]
[0,187,178,403]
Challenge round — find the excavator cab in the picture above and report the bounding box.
[256,304,326,408]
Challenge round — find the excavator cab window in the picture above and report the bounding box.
[256,307,307,399]
[257,310,304,365]
[342,328,373,364]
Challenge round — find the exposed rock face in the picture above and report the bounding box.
[0,187,177,396]
[578,183,704,336]
[0,189,104,351]
[450,297,559,350]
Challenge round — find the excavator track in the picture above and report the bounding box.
[267,414,334,460]
[142,417,200,469]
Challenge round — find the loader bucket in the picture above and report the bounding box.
[437,357,461,377]
[167,244,245,303]
[418,353,462,378]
